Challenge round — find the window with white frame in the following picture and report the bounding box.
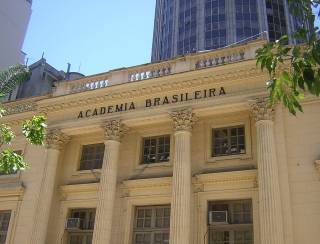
[133,205,170,244]
[0,211,11,244]
[66,208,95,244]
[207,200,253,244]
[212,126,246,157]
[79,143,105,170]
[142,135,170,164]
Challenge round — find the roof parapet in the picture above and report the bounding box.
[53,39,266,97]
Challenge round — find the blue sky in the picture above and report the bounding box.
[23,1,320,76]
[23,0,156,75]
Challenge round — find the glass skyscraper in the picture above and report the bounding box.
[151,0,299,62]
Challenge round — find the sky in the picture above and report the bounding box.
[23,0,156,76]
[23,1,320,76]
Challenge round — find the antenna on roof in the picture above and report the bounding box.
[78,62,82,73]
[41,52,45,59]
[25,58,29,66]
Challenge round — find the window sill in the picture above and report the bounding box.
[207,154,252,163]
[136,161,172,170]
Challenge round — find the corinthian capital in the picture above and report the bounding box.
[170,108,197,132]
[249,97,275,122]
[104,120,128,141]
[46,129,70,150]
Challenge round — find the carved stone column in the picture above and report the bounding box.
[169,109,197,244]
[92,120,127,244]
[250,98,284,244]
[29,129,70,244]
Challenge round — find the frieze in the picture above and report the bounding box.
[40,67,263,113]
[77,87,225,119]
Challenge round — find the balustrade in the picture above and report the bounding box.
[69,79,108,93]
[195,50,245,69]
[128,66,171,82]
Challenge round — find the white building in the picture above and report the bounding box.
[0,0,32,70]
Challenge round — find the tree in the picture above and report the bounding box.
[256,0,320,115]
[0,65,47,174]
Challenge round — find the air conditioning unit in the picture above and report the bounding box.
[209,211,228,225]
[65,218,81,230]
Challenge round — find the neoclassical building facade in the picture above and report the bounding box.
[1,39,320,244]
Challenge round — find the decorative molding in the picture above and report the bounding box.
[249,97,275,122]
[104,120,128,141]
[315,160,320,175]
[170,108,198,132]
[45,129,70,150]
[4,103,37,115]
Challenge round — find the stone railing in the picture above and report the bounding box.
[54,74,109,96]
[195,49,245,69]
[128,64,171,82]
[53,39,266,96]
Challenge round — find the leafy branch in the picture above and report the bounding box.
[256,0,320,115]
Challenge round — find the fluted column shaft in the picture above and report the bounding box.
[92,120,126,244]
[169,109,197,244]
[29,130,69,244]
[251,98,284,244]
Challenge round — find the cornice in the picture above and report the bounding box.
[0,182,24,198]
[39,66,264,113]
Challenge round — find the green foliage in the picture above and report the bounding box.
[22,115,47,145]
[256,0,320,115]
[0,65,47,174]
[0,149,27,175]
[0,64,30,97]
[0,124,14,145]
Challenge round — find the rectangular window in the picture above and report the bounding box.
[0,211,11,244]
[67,209,95,244]
[142,135,170,164]
[208,200,253,244]
[212,126,246,157]
[79,143,105,170]
[133,205,170,244]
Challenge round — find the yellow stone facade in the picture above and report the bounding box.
[1,40,320,244]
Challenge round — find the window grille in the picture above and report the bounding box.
[208,200,253,244]
[79,143,105,170]
[67,209,96,244]
[133,205,170,244]
[212,126,246,157]
[142,136,170,164]
[0,211,11,244]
